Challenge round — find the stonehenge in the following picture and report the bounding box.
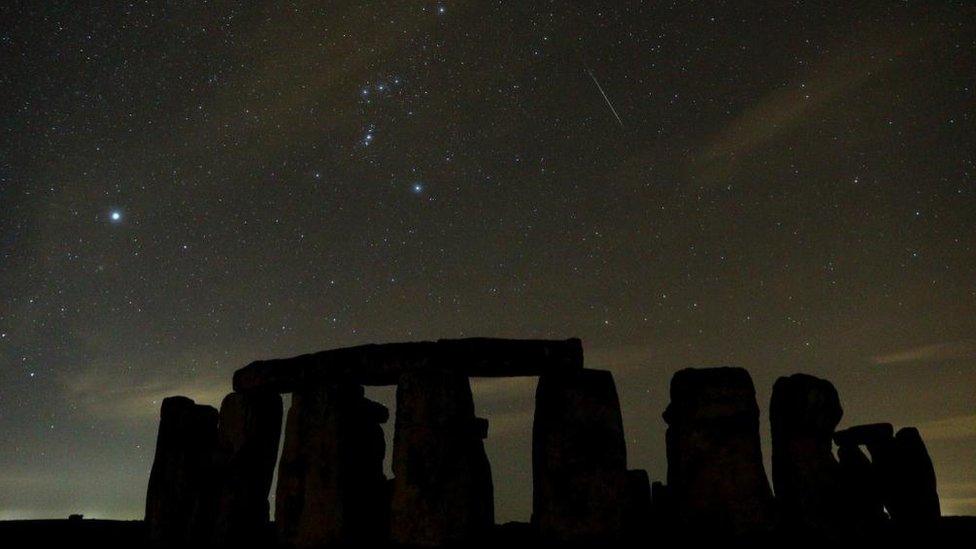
[145,338,944,547]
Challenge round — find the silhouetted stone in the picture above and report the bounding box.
[833,422,895,533]
[624,469,652,538]
[233,337,582,390]
[885,427,941,529]
[833,422,894,449]
[390,369,494,547]
[770,373,849,539]
[532,368,629,544]
[275,384,388,548]
[209,391,283,547]
[837,442,888,531]
[663,367,773,539]
[145,396,219,547]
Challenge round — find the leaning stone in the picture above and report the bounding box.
[209,391,283,547]
[145,396,219,547]
[390,369,494,547]
[770,373,849,538]
[663,367,774,539]
[275,384,388,548]
[532,368,629,544]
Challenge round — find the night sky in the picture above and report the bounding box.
[1,1,974,521]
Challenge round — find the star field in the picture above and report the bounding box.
[0,1,974,520]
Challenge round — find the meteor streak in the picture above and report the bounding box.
[585,66,624,128]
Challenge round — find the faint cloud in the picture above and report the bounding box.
[62,369,229,422]
[916,414,976,442]
[693,19,936,180]
[871,340,976,366]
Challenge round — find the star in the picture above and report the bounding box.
[412,183,424,194]
[109,210,123,223]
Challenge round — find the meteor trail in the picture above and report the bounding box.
[585,66,624,128]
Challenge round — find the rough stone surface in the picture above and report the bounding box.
[532,368,629,544]
[209,391,283,547]
[885,427,941,528]
[663,367,773,539]
[145,396,219,547]
[233,337,582,390]
[390,369,494,547]
[275,384,388,549]
[770,373,848,538]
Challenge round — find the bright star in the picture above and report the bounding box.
[412,183,424,194]
[109,210,122,222]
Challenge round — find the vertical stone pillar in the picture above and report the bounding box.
[770,373,849,538]
[275,383,388,548]
[885,427,941,529]
[209,391,283,547]
[663,367,773,539]
[145,396,219,547]
[390,369,494,547]
[532,368,629,543]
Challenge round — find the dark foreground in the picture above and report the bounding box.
[2,517,976,548]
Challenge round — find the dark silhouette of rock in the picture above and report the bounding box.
[233,337,582,390]
[837,441,889,532]
[770,373,850,539]
[663,367,774,539]
[833,422,893,449]
[624,469,652,540]
[833,422,895,533]
[390,369,494,547]
[885,427,941,529]
[532,368,629,544]
[141,338,955,548]
[275,384,388,548]
[209,391,282,547]
[145,396,218,547]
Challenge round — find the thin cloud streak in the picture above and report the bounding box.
[916,414,976,442]
[872,340,976,366]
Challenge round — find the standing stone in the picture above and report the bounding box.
[390,369,494,547]
[275,384,388,548]
[834,423,893,531]
[837,443,888,531]
[885,427,940,529]
[532,368,629,544]
[770,373,849,539]
[623,469,652,540]
[663,367,773,539]
[209,391,283,547]
[146,396,219,547]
